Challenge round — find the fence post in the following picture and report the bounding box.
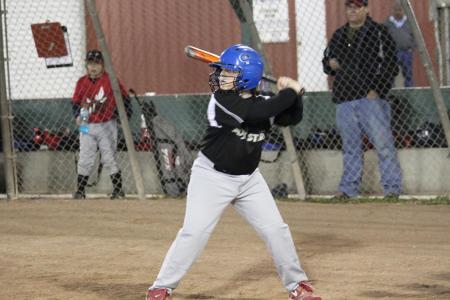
[438,4,450,85]
[85,0,145,199]
[0,0,17,199]
[432,0,450,85]
[228,0,253,46]
[233,0,307,200]
[401,0,450,153]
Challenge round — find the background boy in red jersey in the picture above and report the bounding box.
[72,49,131,199]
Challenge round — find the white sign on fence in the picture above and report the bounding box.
[253,0,290,43]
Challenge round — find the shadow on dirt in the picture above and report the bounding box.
[432,272,450,281]
[180,294,266,300]
[360,281,450,299]
[294,232,363,257]
[61,282,150,300]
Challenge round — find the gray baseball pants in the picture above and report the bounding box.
[78,119,119,176]
[151,152,308,292]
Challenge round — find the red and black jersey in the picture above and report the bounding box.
[72,72,128,123]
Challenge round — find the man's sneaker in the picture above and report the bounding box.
[110,190,125,200]
[384,193,400,200]
[72,191,86,199]
[331,192,351,201]
[289,281,321,300]
[145,288,172,300]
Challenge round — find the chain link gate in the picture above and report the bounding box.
[1,0,449,198]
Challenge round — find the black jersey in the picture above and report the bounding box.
[201,89,301,175]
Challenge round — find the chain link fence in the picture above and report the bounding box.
[1,0,450,198]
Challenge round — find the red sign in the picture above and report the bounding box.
[31,22,68,58]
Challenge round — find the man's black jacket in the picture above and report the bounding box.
[323,17,399,103]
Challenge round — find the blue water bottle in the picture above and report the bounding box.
[79,107,89,134]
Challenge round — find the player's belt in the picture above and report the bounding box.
[198,151,253,176]
[213,165,251,176]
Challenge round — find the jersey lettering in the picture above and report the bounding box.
[86,86,107,113]
[232,128,265,142]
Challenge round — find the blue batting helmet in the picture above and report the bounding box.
[210,44,264,90]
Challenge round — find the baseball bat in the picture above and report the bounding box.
[184,45,278,84]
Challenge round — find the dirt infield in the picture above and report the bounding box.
[0,199,449,300]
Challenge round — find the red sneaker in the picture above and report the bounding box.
[145,288,172,300]
[289,281,321,300]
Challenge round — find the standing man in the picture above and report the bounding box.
[145,44,321,300]
[322,0,402,199]
[72,49,130,199]
[384,0,415,87]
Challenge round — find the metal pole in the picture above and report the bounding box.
[438,4,450,85]
[0,1,17,199]
[228,0,252,45]
[433,19,444,85]
[429,0,450,85]
[2,0,18,196]
[236,0,307,200]
[441,7,450,85]
[85,0,145,199]
[401,0,450,153]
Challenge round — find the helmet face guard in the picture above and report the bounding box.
[208,69,221,93]
[208,68,240,93]
[209,44,264,92]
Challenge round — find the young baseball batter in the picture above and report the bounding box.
[72,50,130,199]
[145,44,321,300]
